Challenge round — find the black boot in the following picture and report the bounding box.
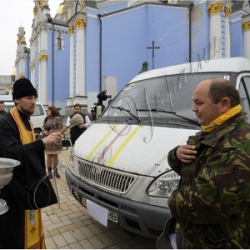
[47,168,53,179]
[54,168,60,178]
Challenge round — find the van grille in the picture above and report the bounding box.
[78,160,136,194]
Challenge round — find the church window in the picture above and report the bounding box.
[57,37,62,50]
[55,33,65,51]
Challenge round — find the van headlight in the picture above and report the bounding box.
[147,171,180,198]
[69,146,75,168]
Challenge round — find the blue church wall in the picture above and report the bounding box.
[101,6,147,91]
[85,16,101,94]
[146,5,189,69]
[100,4,196,92]
[230,19,243,57]
[98,2,128,15]
[189,3,210,63]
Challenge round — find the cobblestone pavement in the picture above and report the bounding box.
[42,147,157,249]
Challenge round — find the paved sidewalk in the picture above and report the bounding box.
[42,148,157,249]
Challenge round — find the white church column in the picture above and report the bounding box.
[38,54,48,105]
[69,25,74,97]
[19,57,25,78]
[40,27,48,52]
[224,3,232,58]
[242,16,250,60]
[208,2,223,59]
[75,18,86,96]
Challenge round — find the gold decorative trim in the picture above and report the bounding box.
[38,54,48,62]
[224,6,232,18]
[17,37,26,45]
[30,62,35,70]
[68,25,74,35]
[242,21,250,31]
[33,7,37,15]
[19,75,25,79]
[37,0,44,8]
[207,2,223,16]
[75,18,87,29]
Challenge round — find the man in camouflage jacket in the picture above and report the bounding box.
[168,78,250,248]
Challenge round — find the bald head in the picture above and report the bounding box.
[192,78,240,126]
[197,78,240,107]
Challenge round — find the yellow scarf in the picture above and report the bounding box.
[201,104,242,133]
[10,107,46,249]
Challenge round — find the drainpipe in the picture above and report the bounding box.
[98,14,102,92]
[48,15,55,106]
[189,3,194,63]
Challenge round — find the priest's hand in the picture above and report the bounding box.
[42,132,61,145]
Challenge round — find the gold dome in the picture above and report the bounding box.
[56,2,64,15]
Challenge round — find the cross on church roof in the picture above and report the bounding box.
[147,40,160,69]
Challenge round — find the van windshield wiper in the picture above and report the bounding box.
[111,106,141,123]
[136,108,200,126]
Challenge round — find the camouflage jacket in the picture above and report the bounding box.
[168,112,250,249]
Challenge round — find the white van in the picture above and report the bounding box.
[65,57,250,239]
[3,101,47,140]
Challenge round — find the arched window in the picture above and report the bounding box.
[57,37,62,50]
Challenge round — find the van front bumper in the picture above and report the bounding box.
[65,168,171,239]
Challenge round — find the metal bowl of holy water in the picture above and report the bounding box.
[0,158,20,215]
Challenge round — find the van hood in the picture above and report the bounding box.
[74,123,200,177]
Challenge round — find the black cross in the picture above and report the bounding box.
[147,41,160,69]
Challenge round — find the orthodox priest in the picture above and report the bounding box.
[0,78,61,249]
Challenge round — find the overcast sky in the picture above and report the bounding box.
[0,0,62,75]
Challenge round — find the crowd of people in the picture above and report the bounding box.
[1,76,250,248]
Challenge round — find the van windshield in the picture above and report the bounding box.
[101,72,237,129]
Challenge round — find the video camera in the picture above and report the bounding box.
[91,90,112,120]
[97,90,112,106]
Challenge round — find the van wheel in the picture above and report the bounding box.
[34,129,42,140]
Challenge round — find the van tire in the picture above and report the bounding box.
[34,129,42,140]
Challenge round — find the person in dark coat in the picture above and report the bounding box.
[0,78,61,249]
[0,101,7,117]
[66,103,91,145]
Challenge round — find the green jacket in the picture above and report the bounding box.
[168,112,250,249]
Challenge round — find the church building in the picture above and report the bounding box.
[14,0,250,117]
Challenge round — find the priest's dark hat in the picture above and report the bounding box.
[12,78,38,100]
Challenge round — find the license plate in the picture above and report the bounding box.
[82,197,118,224]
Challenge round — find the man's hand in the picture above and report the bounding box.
[176,145,197,164]
[78,124,85,129]
[42,132,61,145]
